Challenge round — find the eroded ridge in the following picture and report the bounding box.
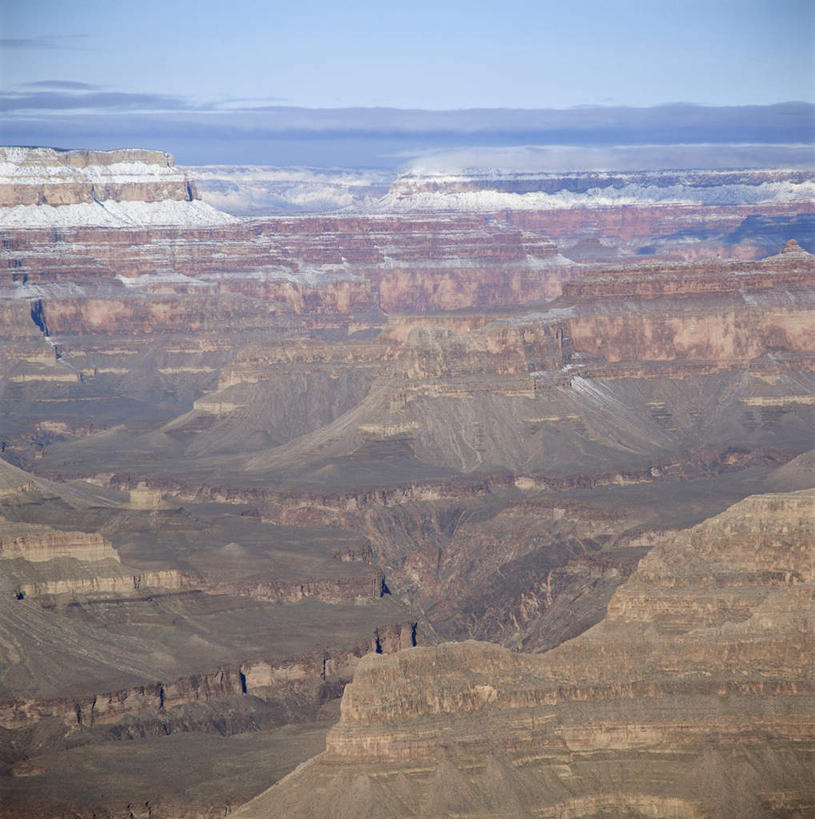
[236,490,815,818]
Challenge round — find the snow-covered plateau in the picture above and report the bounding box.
[0,147,238,226]
[191,163,814,216]
[0,146,183,184]
[374,176,815,212]
[188,165,392,215]
[0,199,238,228]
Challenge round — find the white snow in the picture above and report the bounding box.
[0,161,186,185]
[526,253,577,270]
[0,147,239,227]
[0,281,86,300]
[0,199,239,228]
[116,272,210,288]
[568,376,631,414]
[0,147,183,185]
[187,165,391,215]
[492,306,578,327]
[372,179,815,213]
[198,265,362,287]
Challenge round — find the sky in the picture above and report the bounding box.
[2,0,813,108]
[1,0,813,165]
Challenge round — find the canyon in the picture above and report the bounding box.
[239,488,815,818]
[0,148,813,817]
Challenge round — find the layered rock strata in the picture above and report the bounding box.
[0,208,576,463]
[0,148,192,207]
[16,241,812,661]
[236,489,815,818]
[2,148,815,817]
[0,457,421,807]
[0,520,116,562]
[0,147,235,226]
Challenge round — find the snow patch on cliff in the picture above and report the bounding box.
[492,306,578,327]
[116,272,209,288]
[373,179,815,213]
[198,265,363,287]
[0,199,239,228]
[0,282,87,300]
[0,161,186,185]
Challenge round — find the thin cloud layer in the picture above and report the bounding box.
[1,88,812,135]
[0,35,88,51]
[19,80,102,91]
[0,90,196,113]
[1,89,812,167]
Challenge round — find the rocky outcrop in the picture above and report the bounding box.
[0,147,235,226]
[0,514,188,599]
[0,148,194,207]
[202,567,387,605]
[236,490,815,817]
[10,567,185,599]
[0,521,117,562]
[0,621,418,733]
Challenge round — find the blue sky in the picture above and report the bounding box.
[1,1,813,164]
[2,0,813,109]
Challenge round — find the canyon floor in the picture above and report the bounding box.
[0,148,813,817]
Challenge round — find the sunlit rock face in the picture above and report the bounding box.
[235,489,815,819]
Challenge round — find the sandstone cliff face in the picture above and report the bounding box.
[236,490,815,818]
[0,521,117,563]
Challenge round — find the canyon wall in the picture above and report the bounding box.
[2,148,814,817]
[237,489,815,818]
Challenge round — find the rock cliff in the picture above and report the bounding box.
[0,147,235,226]
[236,489,815,818]
[0,521,117,563]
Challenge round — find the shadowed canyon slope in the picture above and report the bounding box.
[1,149,814,817]
[236,488,815,819]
